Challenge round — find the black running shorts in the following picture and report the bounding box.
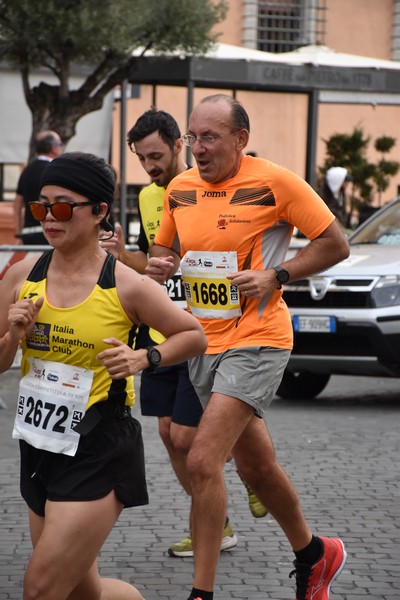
[140,361,203,427]
[20,410,148,517]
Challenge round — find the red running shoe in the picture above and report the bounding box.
[289,537,347,600]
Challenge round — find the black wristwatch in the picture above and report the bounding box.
[273,266,290,289]
[145,346,162,371]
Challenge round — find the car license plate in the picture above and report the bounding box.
[292,315,336,333]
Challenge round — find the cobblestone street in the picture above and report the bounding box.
[1,369,399,599]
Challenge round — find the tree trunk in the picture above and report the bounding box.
[25,81,105,161]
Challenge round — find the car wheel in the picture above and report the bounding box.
[276,371,331,400]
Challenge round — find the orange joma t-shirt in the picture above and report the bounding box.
[155,155,334,354]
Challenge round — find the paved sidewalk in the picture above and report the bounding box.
[1,369,399,599]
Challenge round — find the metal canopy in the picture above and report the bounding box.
[119,44,400,233]
[128,44,400,178]
[130,53,400,94]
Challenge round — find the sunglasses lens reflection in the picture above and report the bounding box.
[51,204,73,221]
[30,202,73,221]
[30,203,47,220]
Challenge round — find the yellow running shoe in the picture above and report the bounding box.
[168,519,238,557]
[237,471,268,518]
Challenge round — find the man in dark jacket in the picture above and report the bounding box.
[14,130,64,244]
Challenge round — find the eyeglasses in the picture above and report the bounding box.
[182,131,239,147]
[29,201,95,222]
[52,141,64,147]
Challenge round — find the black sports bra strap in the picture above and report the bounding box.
[26,250,54,282]
[26,249,115,289]
[97,252,116,289]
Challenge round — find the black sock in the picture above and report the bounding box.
[190,588,213,600]
[294,535,323,566]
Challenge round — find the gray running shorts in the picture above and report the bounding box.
[188,346,291,417]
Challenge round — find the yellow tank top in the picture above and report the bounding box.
[19,251,136,409]
[139,183,168,344]
[138,182,165,247]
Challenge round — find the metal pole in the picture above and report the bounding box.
[186,77,194,166]
[119,80,128,238]
[305,89,319,188]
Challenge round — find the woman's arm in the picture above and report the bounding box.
[97,265,207,379]
[0,261,44,372]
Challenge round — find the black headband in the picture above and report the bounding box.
[40,156,115,207]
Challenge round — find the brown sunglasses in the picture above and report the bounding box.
[29,201,95,222]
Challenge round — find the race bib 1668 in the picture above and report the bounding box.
[180,251,241,319]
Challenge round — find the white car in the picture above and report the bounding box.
[278,197,400,399]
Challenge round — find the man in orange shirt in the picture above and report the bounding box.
[101,109,266,558]
[147,94,350,600]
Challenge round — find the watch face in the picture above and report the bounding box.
[278,269,289,283]
[147,346,161,368]
[275,267,289,284]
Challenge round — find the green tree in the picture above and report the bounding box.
[374,136,400,205]
[319,127,400,218]
[0,0,227,159]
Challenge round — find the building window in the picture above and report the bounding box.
[243,0,327,54]
[393,0,400,60]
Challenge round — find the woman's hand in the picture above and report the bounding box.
[97,338,148,379]
[7,296,44,344]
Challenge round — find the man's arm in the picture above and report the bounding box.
[279,219,349,282]
[119,250,148,274]
[228,220,350,298]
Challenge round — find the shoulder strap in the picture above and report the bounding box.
[26,250,54,282]
[97,252,116,289]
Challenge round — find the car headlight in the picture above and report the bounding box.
[371,276,400,307]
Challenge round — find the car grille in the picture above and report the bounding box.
[292,332,376,355]
[283,290,372,308]
[283,278,375,309]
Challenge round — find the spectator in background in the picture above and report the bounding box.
[319,166,353,228]
[14,130,64,245]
